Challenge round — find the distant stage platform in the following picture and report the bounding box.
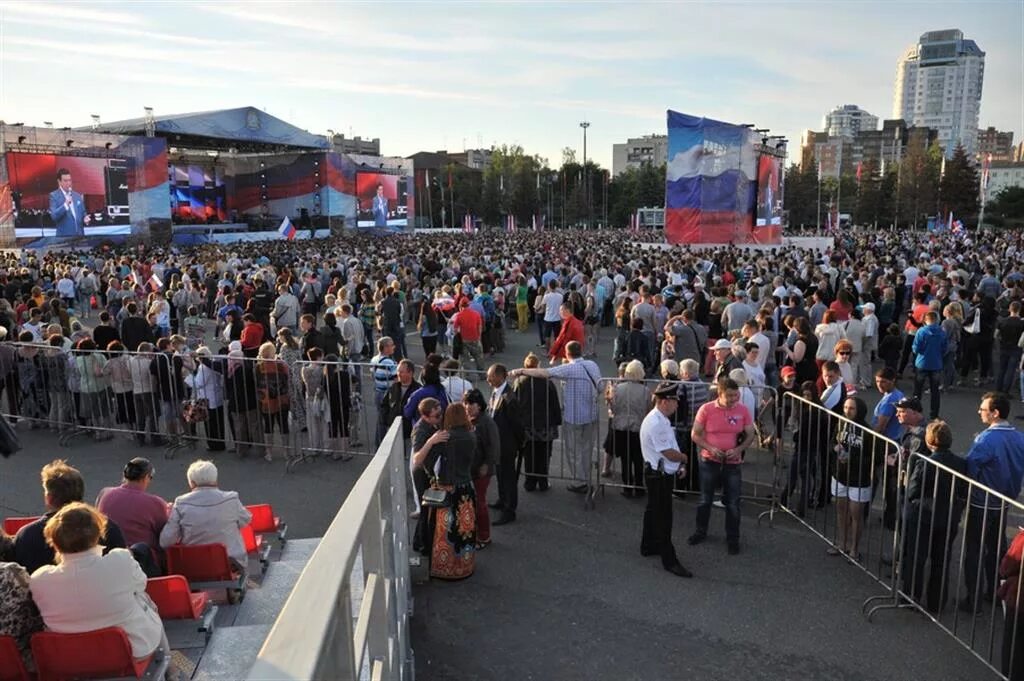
[171,223,250,235]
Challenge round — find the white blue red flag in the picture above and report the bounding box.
[278,216,297,240]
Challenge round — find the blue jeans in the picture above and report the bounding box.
[913,368,941,419]
[695,460,742,543]
[997,348,1022,395]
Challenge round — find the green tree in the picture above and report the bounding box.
[782,163,818,227]
[986,186,1024,228]
[896,141,943,228]
[480,145,547,227]
[938,144,980,224]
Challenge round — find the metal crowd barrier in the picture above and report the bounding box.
[248,417,414,681]
[865,450,1024,681]
[776,391,901,588]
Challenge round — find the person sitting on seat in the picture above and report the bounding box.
[95,458,169,577]
[159,460,252,570]
[29,503,168,661]
[13,460,128,575]
[0,529,42,670]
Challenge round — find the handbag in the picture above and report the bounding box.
[422,486,449,507]
[964,311,981,335]
[0,415,21,457]
[182,397,209,423]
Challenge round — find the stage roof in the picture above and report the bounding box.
[88,107,329,151]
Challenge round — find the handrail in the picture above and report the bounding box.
[247,417,413,681]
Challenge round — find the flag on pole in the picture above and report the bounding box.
[532,214,537,232]
[817,160,822,182]
[855,162,862,183]
[463,214,473,234]
[536,173,540,190]
[537,214,545,232]
[952,219,964,236]
[278,216,297,240]
[940,155,946,180]
[500,175,504,193]
[448,168,453,189]
[148,274,163,290]
[981,153,992,199]
[947,211,953,232]
[506,215,516,233]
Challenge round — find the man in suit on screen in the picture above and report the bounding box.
[372,183,389,227]
[48,168,90,237]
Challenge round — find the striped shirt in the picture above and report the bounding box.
[370,353,398,396]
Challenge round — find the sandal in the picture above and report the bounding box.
[264,452,273,462]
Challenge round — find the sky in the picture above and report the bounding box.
[1,1,1022,170]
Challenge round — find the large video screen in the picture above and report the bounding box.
[169,162,227,224]
[5,153,133,237]
[355,172,408,228]
[755,154,782,227]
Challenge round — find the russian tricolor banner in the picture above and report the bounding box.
[278,216,297,240]
[505,215,516,233]
[463,214,474,233]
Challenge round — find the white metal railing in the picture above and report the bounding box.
[247,417,414,681]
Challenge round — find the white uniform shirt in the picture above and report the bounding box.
[640,407,682,474]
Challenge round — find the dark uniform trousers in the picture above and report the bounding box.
[641,464,680,569]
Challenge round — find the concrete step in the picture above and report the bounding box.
[191,624,271,681]
[234,560,306,627]
[279,536,320,563]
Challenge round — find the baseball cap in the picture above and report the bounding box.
[780,366,797,379]
[895,397,923,412]
[712,339,733,351]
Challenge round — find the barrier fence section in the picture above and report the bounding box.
[248,417,414,681]
[868,450,1024,681]
[779,391,1024,681]
[593,378,780,506]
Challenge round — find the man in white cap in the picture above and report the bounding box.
[712,338,742,382]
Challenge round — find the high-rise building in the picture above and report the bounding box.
[612,134,667,177]
[801,119,937,177]
[893,29,985,158]
[822,105,878,139]
[977,127,1014,161]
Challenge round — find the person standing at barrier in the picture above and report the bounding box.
[225,349,263,459]
[879,396,930,557]
[510,340,601,495]
[462,389,498,549]
[639,382,693,578]
[901,420,967,613]
[962,393,1024,613]
[677,359,709,495]
[486,364,525,526]
[607,360,650,497]
[379,359,420,452]
[689,377,755,555]
[999,527,1024,680]
[513,353,562,492]
[829,397,880,561]
[911,311,947,420]
[370,337,398,443]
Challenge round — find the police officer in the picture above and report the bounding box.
[639,381,694,578]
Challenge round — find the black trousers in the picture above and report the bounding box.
[611,428,644,490]
[901,507,959,611]
[963,505,1005,605]
[205,406,226,451]
[496,446,520,513]
[521,439,552,489]
[641,468,680,569]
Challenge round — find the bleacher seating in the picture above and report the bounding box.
[166,543,247,604]
[241,523,271,573]
[245,504,287,543]
[0,635,30,681]
[146,575,217,646]
[2,516,40,535]
[30,626,169,681]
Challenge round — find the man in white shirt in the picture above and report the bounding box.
[441,358,474,403]
[338,304,365,359]
[540,280,563,350]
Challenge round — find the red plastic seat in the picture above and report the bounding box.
[245,504,286,541]
[31,627,166,681]
[2,516,40,536]
[146,575,209,620]
[166,543,237,583]
[0,635,30,681]
[241,523,263,555]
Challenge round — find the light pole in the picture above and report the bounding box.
[580,121,590,229]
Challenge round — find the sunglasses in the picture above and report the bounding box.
[838,351,851,356]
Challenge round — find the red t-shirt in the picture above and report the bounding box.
[828,300,851,322]
[241,322,264,349]
[694,400,753,464]
[550,316,585,361]
[95,485,169,549]
[454,308,483,342]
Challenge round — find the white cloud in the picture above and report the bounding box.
[0,1,145,25]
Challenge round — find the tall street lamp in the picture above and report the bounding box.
[580,121,590,229]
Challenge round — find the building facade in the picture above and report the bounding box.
[893,29,985,158]
[328,134,380,156]
[612,134,668,177]
[447,148,493,170]
[977,127,1014,161]
[823,105,879,139]
[801,120,936,177]
[987,161,1024,198]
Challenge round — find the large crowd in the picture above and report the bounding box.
[3,226,1024,676]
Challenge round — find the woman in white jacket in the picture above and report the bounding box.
[184,346,226,451]
[30,503,167,661]
[814,311,846,364]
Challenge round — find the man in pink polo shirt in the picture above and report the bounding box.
[688,377,755,555]
[95,457,169,575]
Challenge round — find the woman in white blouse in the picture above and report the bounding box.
[814,311,847,365]
[29,503,167,661]
[185,346,226,451]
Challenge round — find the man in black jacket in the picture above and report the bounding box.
[486,363,525,525]
[120,302,154,351]
[92,311,120,351]
[379,359,420,447]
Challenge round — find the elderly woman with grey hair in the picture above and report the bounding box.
[184,346,226,451]
[607,360,651,497]
[159,460,252,569]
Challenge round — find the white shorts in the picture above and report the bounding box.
[831,478,872,503]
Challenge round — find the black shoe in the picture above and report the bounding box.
[538,482,550,492]
[492,513,516,526]
[687,533,707,546]
[727,543,740,555]
[488,502,504,510]
[621,489,634,498]
[567,483,589,494]
[958,598,980,615]
[665,563,693,578]
[524,483,537,492]
[640,546,659,557]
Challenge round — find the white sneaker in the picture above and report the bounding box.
[713,500,726,509]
